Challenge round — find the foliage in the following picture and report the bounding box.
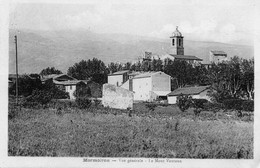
[74,83,92,109]
[145,103,157,112]
[42,81,69,99]
[222,99,254,112]
[191,99,208,109]
[207,57,254,101]
[242,100,254,112]
[40,67,62,76]
[73,83,91,98]
[22,82,69,108]
[9,75,42,97]
[75,97,92,109]
[8,106,253,158]
[67,58,108,84]
[176,94,192,112]
[24,89,53,107]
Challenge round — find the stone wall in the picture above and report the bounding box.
[102,84,134,109]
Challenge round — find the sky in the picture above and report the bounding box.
[9,0,256,45]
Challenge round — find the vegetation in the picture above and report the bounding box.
[9,75,42,97]
[67,58,108,84]
[40,67,62,76]
[8,101,253,158]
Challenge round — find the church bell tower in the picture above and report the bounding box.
[170,26,184,55]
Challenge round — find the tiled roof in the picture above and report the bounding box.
[169,54,203,61]
[41,74,76,81]
[53,80,83,85]
[153,91,171,96]
[133,71,166,79]
[168,85,210,96]
[109,70,129,75]
[210,51,227,56]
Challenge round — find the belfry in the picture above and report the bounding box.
[170,26,184,55]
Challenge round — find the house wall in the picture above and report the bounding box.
[65,85,76,99]
[168,96,177,104]
[102,84,133,109]
[121,79,130,90]
[210,52,228,64]
[132,77,152,101]
[192,89,211,101]
[152,72,171,92]
[108,75,123,86]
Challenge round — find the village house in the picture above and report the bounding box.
[107,70,129,87]
[131,71,171,101]
[41,74,101,99]
[167,85,212,104]
[209,50,228,64]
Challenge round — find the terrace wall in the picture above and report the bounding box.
[102,84,134,109]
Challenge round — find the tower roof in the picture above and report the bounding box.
[172,26,182,37]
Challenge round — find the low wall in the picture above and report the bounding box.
[102,84,134,109]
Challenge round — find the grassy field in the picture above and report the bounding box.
[8,103,253,158]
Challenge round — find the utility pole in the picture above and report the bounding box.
[15,35,18,106]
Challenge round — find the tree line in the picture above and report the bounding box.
[10,56,254,101]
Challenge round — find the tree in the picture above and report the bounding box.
[107,62,123,73]
[9,75,42,97]
[241,58,254,100]
[67,58,108,84]
[40,67,62,76]
[163,59,192,88]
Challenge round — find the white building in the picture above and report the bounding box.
[209,51,228,64]
[167,85,212,104]
[107,70,129,87]
[41,74,102,100]
[132,71,171,101]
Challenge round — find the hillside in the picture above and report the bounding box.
[9,29,254,74]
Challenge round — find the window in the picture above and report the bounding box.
[172,39,175,46]
[70,85,72,90]
[117,82,119,86]
[179,39,181,46]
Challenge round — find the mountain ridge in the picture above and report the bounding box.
[9,29,254,74]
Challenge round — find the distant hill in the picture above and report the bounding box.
[9,29,254,74]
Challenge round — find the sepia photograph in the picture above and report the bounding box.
[1,0,259,167]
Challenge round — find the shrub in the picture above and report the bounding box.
[93,98,101,107]
[23,89,53,107]
[203,102,224,113]
[241,100,254,112]
[223,99,254,112]
[75,97,92,109]
[223,99,244,111]
[9,75,42,97]
[145,103,157,112]
[176,94,192,112]
[191,99,208,109]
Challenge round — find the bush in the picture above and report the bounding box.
[145,103,157,112]
[177,94,192,112]
[191,99,208,109]
[9,75,42,97]
[241,100,254,112]
[23,89,53,107]
[223,99,244,111]
[222,99,254,112]
[203,102,224,113]
[75,96,92,109]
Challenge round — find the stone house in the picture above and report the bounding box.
[41,74,101,99]
[131,71,171,101]
[107,70,129,87]
[167,85,212,104]
[209,51,228,64]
